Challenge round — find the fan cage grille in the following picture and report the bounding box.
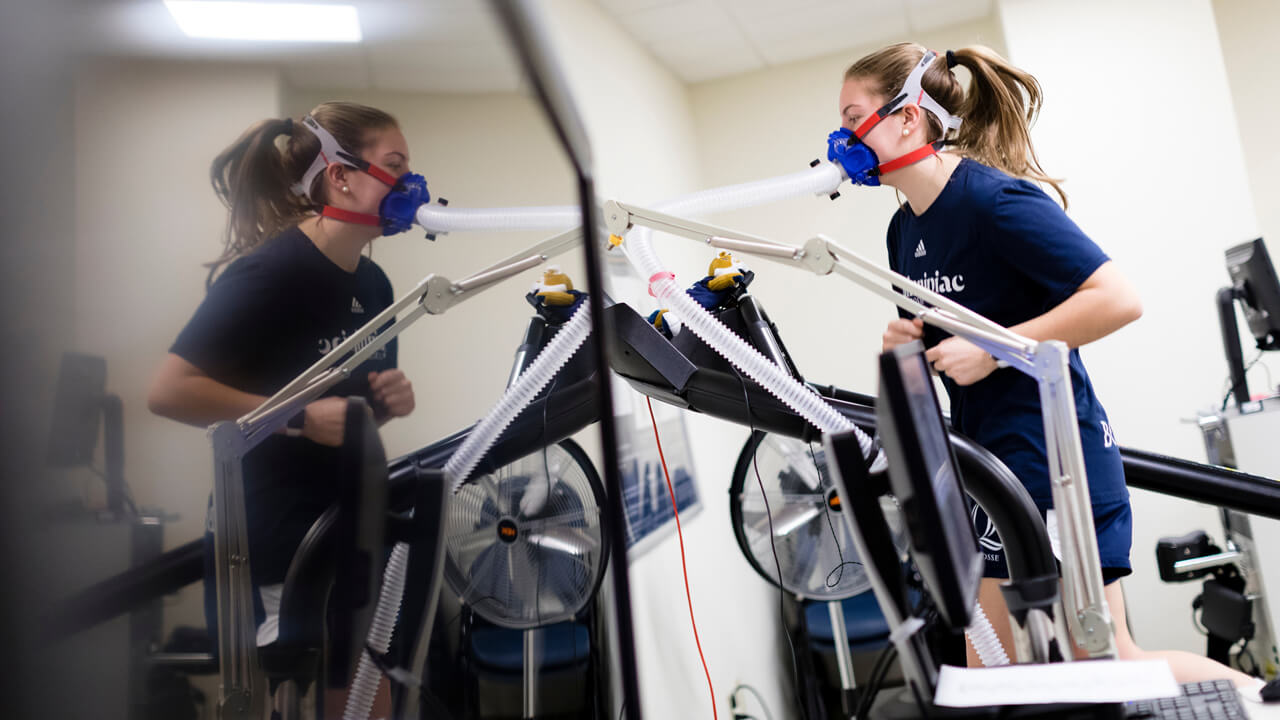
[445,441,606,629]
[733,433,906,601]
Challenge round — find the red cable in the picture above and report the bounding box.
[646,396,718,720]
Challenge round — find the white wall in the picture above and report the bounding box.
[74,61,283,635]
[1213,0,1280,394]
[539,0,702,204]
[997,0,1260,654]
[685,0,1268,664]
[537,2,799,718]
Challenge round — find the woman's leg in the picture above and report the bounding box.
[965,577,1016,666]
[324,677,392,720]
[1105,581,1257,689]
[964,574,1259,690]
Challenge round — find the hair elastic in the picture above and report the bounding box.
[945,50,958,69]
[282,117,293,136]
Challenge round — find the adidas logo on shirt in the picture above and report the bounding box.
[914,239,927,258]
[351,297,365,314]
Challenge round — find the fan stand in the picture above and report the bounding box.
[447,317,607,720]
[731,428,885,718]
[522,627,543,719]
[827,599,859,717]
[449,436,607,720]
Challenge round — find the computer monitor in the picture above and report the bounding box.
[47,352,126,514]
[1226,238,1280,351]
[877,341,983,630]
[47,352,107,467]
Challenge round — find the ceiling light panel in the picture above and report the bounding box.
[163,1,362,43]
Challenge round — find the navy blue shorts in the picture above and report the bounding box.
[969,497,1133,585]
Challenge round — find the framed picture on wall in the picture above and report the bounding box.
[612,378,702,556]
[603,250,705,555]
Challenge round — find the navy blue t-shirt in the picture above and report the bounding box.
[886,158,1127,507]
[172,226,397,584]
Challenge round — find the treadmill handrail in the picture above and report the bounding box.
[1121,446,1280,520]
[814,383,1280,519]
[43,538,204,641]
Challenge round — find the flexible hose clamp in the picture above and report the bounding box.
[648,271,675,297]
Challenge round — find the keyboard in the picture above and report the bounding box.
[1126,679,1247,719]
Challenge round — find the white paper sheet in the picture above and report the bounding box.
[933,660,1181,708]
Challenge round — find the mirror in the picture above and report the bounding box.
[7,1,1280,718]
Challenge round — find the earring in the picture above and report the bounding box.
[342,185,350,194]
[902,128,910,136]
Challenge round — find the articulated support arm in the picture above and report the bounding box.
[603,199,1116,658]
[210,225,585,717]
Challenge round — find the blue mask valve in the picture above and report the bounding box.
[826,128,881,187]
[379,172,430,236]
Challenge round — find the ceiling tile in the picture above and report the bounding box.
[906,0,994,33]
[82,0,996,93]
[594,0,992,83]
[743,3,909,66]
[718,0,881,23]
[646,30,764,83]
[359,0,501,44]
[618,0,736,45]
[597,0,688,14]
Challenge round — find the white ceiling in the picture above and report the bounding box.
[594,0,995,83]
[75,0,525,92]
[73,0,993,92]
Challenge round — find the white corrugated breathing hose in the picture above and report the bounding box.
[339,168,1006,720]
[340,304,592,720]
[965,600,1011,666]
[443,302,592,492]
[342,541,410,720]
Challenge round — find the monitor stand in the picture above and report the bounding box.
[822,429,1127,720]
[822,429,938,714]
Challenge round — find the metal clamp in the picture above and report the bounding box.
[602,201,1120,659]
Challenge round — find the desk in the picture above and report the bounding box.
[1200,397,1280,677]
[34,512,165,720]
[1247,698,1280,718]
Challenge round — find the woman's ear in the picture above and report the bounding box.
[322,162,349,199]
[901,104,923,136]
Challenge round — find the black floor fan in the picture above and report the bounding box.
[730,430,908,718]
[445,438,608,719]
[444,301,610,719]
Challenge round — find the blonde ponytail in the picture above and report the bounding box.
[845,43,1067,208]
[205,102,399,287]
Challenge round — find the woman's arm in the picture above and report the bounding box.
[147,353,266,427]
[148,353,357,446]
[926,261,1142,385]
[1007,260,1143,348]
